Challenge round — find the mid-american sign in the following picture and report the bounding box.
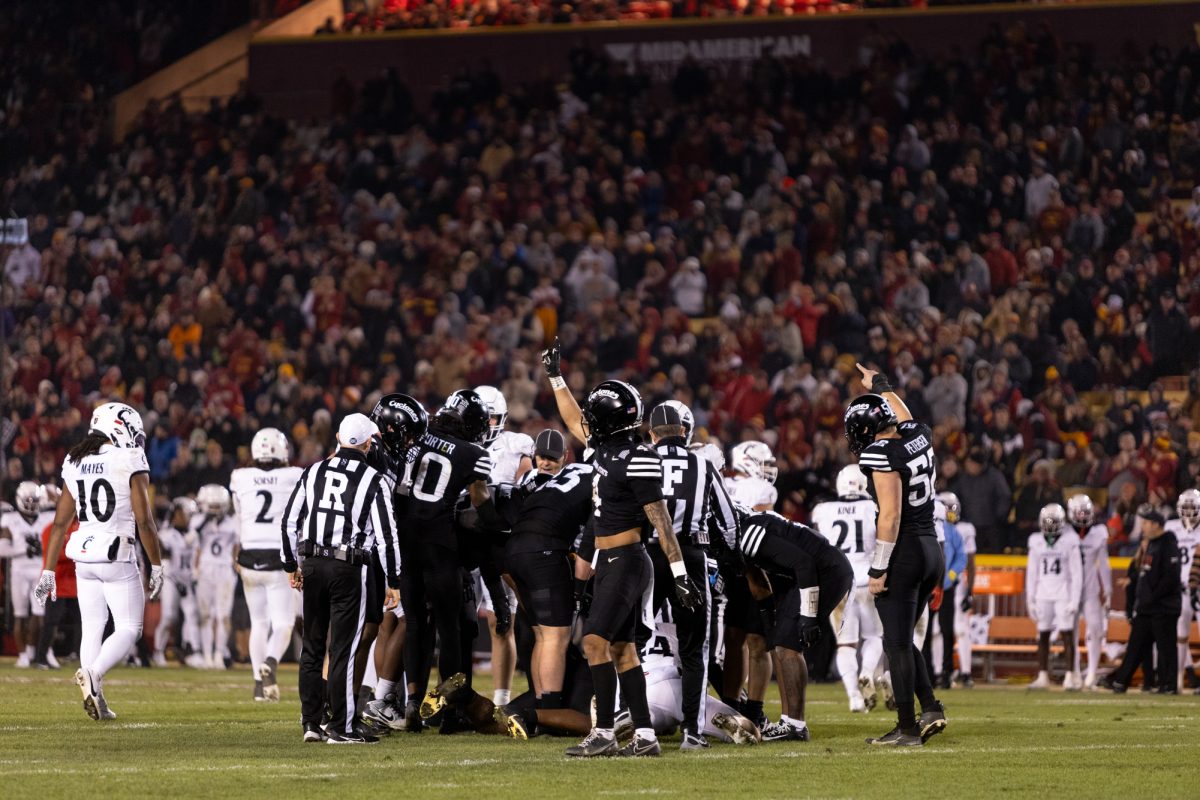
[603,35,811,79]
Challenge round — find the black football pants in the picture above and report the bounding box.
[401,541,466,695]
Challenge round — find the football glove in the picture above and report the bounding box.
[148,565,164,601]
[930,584,944,612]
[33,570,56,607]
[674,574,703,612]
[797,616,823,649]
[541,338,562,379]
[961,592,973,613]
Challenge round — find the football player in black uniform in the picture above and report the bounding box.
[738,509,853,741]
[397,390,493,730]
[360,393,427,732]
[846,363,947,746]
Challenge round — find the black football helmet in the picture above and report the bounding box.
[582,380,644,443]
[843,393,899,454]
[431,389,491,444]
[370,393,428,456]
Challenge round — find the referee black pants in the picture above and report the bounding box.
[299,557,367,735]
[649,544,711,735]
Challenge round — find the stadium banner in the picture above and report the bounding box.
[249,0,1200,116]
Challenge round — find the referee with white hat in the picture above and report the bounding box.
[282,413,401,744]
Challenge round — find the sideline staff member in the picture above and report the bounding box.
[282,413,401,744]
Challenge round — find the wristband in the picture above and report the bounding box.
[670,561,689,579]
[869,539,895,572]
[870,374,893,394]
[549,376,567,391]
[800,586,819,617]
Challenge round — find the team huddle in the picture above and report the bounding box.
[13,345,954,750]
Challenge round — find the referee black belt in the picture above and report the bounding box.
[650,533,709,548]
[300,541,370,566]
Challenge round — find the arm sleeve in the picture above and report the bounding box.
[707,460,739,550]
[280,468,309,572]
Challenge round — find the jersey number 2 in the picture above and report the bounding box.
[76,479,116,523]
[255,490,274,524]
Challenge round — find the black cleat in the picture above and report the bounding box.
[919,700,947,742]
[936,674,952,690]
[867,726,923,746]
[254,680,265,702]
[1156,686,1180,695]
[421,673,467,720]
[760,719,810,742]
[404,699,425,733]
[565,729,619,757]
[1097,676,1127,694]
[617,733,662,757]
[680,729,709,750]
[326,726,380,745]
[303,722,327,743]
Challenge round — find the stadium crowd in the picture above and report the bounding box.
[5,21,1200,557]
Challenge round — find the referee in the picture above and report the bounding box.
[646,402,738,749]
[282,413,401,744]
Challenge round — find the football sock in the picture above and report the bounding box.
[782,715,806,729]
[537,691,563,709]
[24,645,35,659]
[743,699,764,721]
[591,663,618,729]
[375,679,396,702]
[861,637,884,680]
[617,665,652,731]
[956,631,972,678]
[836,647,861,699]
[635,727,657,742]
[493,689,511,706]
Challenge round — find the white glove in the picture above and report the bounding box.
[1027,602,1038,627]
[149,564,164,601]
[34,570,57,607]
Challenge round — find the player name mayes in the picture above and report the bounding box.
[79,463,106,474]
[903,435,929,455]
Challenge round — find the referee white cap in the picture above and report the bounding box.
[338,413,378,447]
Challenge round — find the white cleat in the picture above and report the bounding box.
[858,675,877,711]
[1083,671,1098,690]
[877,672,896,711]
[45,650,61,669]
[75,668,101,721]
[185,653,206,669]
[850,695,867,713]
[1029,671,1052,690]
[152,653,169,668]
[1063,671,1082,692]
[15,653,31,669]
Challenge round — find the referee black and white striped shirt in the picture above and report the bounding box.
[280,445,400,585]
[650,416,738,549]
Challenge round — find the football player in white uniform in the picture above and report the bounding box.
[1165,489,1200,689]
[193,484,238,669]
[153,498,201,667]
[37,402,165,720]
[812,466,883,712]
[1026,503,1083,690]
[1066,494,1113,689]
[474,385,534,706]
[726,441,779,512]
[1,482,54,667]
[230,428,303,700]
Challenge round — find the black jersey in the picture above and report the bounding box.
[739,510,850,582]
[653,437,737,549]
[592,437,663,537]
[857,419,937,540]
[507,462,596,553]
[398,428,492,542]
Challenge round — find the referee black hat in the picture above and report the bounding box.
[649,403,683,429]
[534,429,566,459]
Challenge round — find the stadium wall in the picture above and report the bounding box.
[248,0,1200,117]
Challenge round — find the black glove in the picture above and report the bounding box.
[961,592,973,613]
[541,337,562,378]
[797,616,823,648]
[674,573,702,612]
[493,599,512,636]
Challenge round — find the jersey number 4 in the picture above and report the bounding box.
[904,452,936,507]
[75,479,116,523]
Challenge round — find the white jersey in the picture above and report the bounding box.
[1026,530,1082,605]
[933,499,947,543]
[725,475,777,510]
[229,465,304,551]
[158,525,196,584]
[487,431,534,483]
[811,496,878,586]
[1164,519,1200,588]
[192,513,238,571]
[61,444,150,563]
[641,608,681,677]
[0,510,53,569]
[957,520,977,555]
[1076,524,1113,601]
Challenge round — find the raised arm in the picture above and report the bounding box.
[541,338,588,444]
[856,362,912,423]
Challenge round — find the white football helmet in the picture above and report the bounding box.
[40,484,60,512]
[1178,489,1200,528]
[90,401,146,449]
[1067,494,1095,528]
[197,485,231,517]
[1039,503,1066,537]
[251,428,290,464]
[938,491,961,524]
[15,481,42,516]
[690,441,725,471]
[663,400,695,445]
[474,385,508,444]
[731,441,778,484]
[173,497,199,518]
[836,465,869,499]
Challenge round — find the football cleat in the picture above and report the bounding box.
[565,729,619,758]
[858,675,877,711]
[420,672,467,720]
[260,657,280,702]
[15,653,31,669]
[1062,671,1081,692]
[325,726,380,745]
[96,692,117,721]
[953,671,975,689]
[711,712,761,745]
[761,719,810,742]
[618,733,661,757]
[850,695,867,713]
[1083,671,1098,690]
[919,700,947,742]
[75,668,101,721]
[614,708,634,742]
[302,722,327,743]
[493,706,528,740]
[362,696,407,731]
[404,699,425,733]
[151,653,169,668]
[680,730,709,751]
[1029,671,1051,690]
[867,726,923,746]
[877,673,896,711]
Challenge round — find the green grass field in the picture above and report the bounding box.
[2,661,1198,799]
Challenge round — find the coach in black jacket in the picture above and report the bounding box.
[1102,508,1182,694]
